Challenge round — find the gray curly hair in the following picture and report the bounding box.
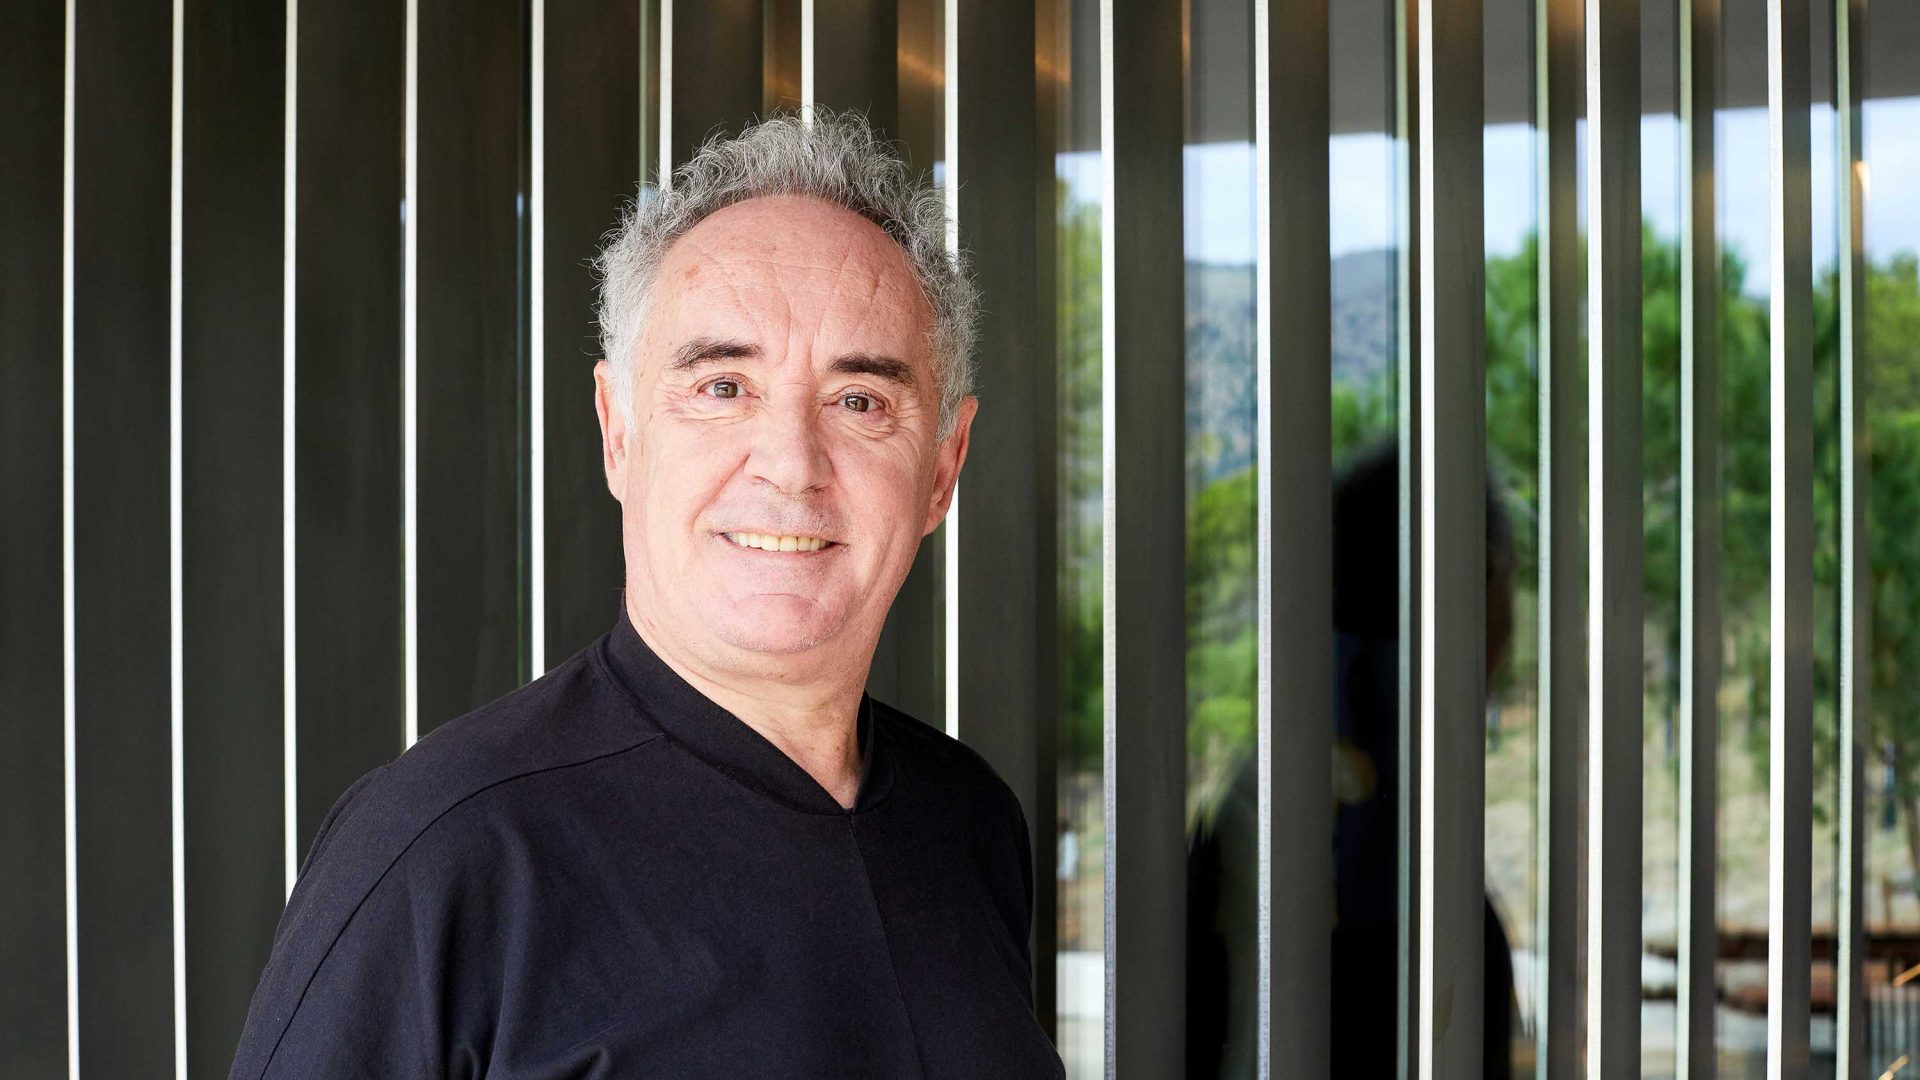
[595,110,978,440]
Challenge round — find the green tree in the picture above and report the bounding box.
[1058,185,1105,772]
[1863,255,1920,888]
[1055,172,1920,882]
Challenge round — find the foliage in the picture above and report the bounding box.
[1866,256,1920,803]
[1050,174,1920,815]
[1057,184,1105,771]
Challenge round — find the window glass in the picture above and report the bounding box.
[1047,0,1105,1072]
[1862,11,1920,1075]
[1324,0,1408,1073]
[1482,3,1542,1074]
[1642,10,1685,1072]
[1181,0,1259,1074]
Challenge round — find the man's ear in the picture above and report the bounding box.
[593,359,627,501]
[922,395,978,537]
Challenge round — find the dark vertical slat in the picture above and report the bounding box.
[811,0,898,135]
[1029,0,1062,1040]
[415,0,530,734]
[952,0,1052,1032]
[664,0,762,171]
[639,0,658,184]
[1101,0,1187,1073]
[1535,0,1586,1072]
[1393,0,1424,1070]
[1412,0,1488,1070]
[896,0,946,176]
[542,0,639,665]
[1587,0,1644,1073]
[1677,0,1722,1071]
[0,4,72,1076]
[1256,0,1334,1074]
[1834,0,1868,1074]
[70,0,176,1073]
[1190,0,1253,141]
[293,0,407,846]
[814,0,927,724]
[1764,0,1813,1070]
[180,0,287,1073]
[862,0,942,728]
[865,526,944,723]
[764,0,800,113]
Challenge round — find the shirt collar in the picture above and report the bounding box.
[597,600,894,815]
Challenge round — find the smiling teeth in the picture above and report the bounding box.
[727,532,828,552]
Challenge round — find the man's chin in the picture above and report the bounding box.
[704,608,845,657]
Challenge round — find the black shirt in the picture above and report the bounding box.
[229,606,1064,1079]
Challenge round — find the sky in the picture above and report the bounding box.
[1058,96,1920,295]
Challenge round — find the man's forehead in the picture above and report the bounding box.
[663,195,919,290]
[646,196,933,353]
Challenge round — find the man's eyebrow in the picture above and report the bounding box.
[670,336,761,371]
[828,353,917,388]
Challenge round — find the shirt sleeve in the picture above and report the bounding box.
[249,862,445,1079]
[229,773,476,1080]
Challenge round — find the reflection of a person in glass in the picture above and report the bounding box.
[1187,441,1520,1078]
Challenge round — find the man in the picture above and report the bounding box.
[229,112,1064,1079]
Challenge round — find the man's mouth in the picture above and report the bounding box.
[720,532,835,553]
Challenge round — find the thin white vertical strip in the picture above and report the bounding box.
[1250,2,1275,1073]
[402,0,419,748]
[282,0,299,897]
[1585,0,1609,1052]
[800,0,815,121]
[658,0,673,183]
[1097,0,1118,1074]
[943,488,960,738]
[942,0,960,739]
[1584,0,1604,1060]
[168,0,187,1073]
[1414,0,1440,1073]
[1764,0,1813,1070]
[61,0,79,1073]
[529,0,545,681]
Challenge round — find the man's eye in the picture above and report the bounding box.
[706,380,741,399]
[842,393,876,413]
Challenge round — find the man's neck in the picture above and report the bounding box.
[629,603,868,810]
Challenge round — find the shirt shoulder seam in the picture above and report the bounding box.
[254,732,667,1078]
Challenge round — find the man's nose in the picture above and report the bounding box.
[746,394,833,496]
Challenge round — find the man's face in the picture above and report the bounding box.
[594,195,975,676]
